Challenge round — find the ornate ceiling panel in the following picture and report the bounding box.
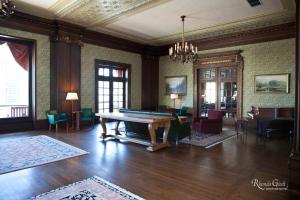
[55,0,155,26]
[13,0,296,45]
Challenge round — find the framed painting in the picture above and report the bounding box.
[254,73,289,93]
[165,76,187,95]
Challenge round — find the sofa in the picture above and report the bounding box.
[119,109,191,143]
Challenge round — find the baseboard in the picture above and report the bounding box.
[34,119,48,130]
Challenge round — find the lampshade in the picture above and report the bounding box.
[170,94,179,99]
[66,92,78,100]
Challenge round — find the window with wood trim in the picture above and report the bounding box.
[0,36,33,119]
[95,60,131,113]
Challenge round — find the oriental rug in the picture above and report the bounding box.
[180,128,236,148]
[0,135,88,174]
[31,176,145,200]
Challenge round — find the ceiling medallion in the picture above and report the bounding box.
[169,15,198,64]
[0,0,15,18]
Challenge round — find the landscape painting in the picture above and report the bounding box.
[165,76,187,95]
[255,74,289,93]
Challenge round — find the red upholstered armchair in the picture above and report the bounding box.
[192,111,225,134]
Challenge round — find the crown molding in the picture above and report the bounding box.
[150,10,295,45]
[0,11,296,57]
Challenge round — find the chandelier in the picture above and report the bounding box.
[169,15,198,64]
[0,0,15,18]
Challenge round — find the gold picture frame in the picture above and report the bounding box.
[254,73,289,93]
[165,75,187,95]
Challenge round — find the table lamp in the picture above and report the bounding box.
[170,93,179,108]
[66,92,78,113]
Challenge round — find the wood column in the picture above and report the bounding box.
[50,42,81,114]
[50,21,82,115]
[141,54,159,110]
[288,0,300,196]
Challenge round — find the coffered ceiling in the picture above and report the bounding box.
[14,0,296,45]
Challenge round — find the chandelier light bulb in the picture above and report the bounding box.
[169,15,198,64]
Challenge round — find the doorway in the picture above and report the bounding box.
[193,51,243,122]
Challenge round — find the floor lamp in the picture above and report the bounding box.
[170,94,179,109]
[66,92,78,113]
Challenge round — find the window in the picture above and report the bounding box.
[0,37,33,120]
[95,60,130,113]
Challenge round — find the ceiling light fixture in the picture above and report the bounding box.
[0,0,15,18]
[169,15,198,64]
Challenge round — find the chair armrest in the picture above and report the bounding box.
[58,113,68,120]
[47,114,56,124]
[193,117,208,122]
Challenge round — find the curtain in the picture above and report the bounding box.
[0,40,29,71]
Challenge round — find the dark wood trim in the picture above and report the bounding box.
[50,41,81,116]
[0,35,36,132]
[95,60,131,113]
[193,51,243,118]
[141,54,159,110]
[157,22,296,56]
[83,30,145,54]
[0,11,55,36]
[34,119,48,130]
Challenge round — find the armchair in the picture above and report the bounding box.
[81,108,95,126]
[176,106,189,116]
[46,110,68,132]
[192,110,225,134]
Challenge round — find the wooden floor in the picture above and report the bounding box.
[0,123,294,200]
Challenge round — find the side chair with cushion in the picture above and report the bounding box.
[81,108,95,126]
[192,110,225,134]
[46,110,68,132]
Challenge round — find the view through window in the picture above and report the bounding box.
[0,42,29,118]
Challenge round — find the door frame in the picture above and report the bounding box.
[193,50,244,118]
[0,34,36,133]
[94,59,131,113]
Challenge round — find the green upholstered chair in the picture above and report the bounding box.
[80,108,95,126]
[176,106,189,116]
[46,110,68,132]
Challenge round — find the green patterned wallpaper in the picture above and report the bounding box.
[159,38,295,116]
[81,43,142,110]
[0,27,50,120]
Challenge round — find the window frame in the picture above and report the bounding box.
[94,59,131,113]
[0,35,35,131]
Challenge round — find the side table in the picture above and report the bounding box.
[235,118,248,137]
[72,111,81,131]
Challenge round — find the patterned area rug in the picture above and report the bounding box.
[31,176,145,200]
[180,128,237,148]
[0,135,88,174]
